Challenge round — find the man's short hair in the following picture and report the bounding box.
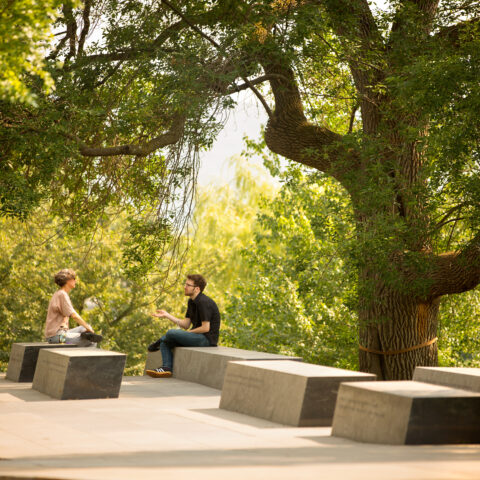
[54,269,76,287]
[187,274,207,293]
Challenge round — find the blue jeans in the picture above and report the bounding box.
[46,326,96,347]
[159,329,210,370]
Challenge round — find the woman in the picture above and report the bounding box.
[44,269,103,346]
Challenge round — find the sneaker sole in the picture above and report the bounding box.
[146,370,172,378]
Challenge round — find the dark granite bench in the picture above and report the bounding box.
[413,366,480,392]
[6,342,77,382]
[145,346,302,390]
[219,360,376,426]
[32,348,126,400]
[331,380,480,444]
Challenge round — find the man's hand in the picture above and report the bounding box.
[151,309,186,328]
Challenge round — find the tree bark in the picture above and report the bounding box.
[358,278,439,380]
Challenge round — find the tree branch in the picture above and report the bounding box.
[62,13,202,69]
[88,61,124,90]
[433,203,467,231]
[73,115,185,157]
[322,0,385,134]
[434,17,480,47]
[77,0,92,56]
[63,4,77,61]
[226,74,289,95]
[393,231,480,300]
[348,101,360,134]
[160,0,274,120]
[262,62,358,183]
[426,233,480,297]
[47,34,68,61]
[390,0,440,37]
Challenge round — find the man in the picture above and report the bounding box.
[146,274,220,378]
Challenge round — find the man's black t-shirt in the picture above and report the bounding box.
[185,292,221,346]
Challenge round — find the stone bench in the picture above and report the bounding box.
[32,348,126,400]
[331,380,480,445]
[145,346,302,390]
[219,360,376,426]
[6,342,78,382]
[413,366,480,392]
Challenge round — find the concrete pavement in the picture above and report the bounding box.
[0,373,479,480]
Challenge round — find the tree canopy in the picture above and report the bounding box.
[2,0,480,379]
[0,0,65,104]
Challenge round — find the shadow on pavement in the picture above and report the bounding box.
[3,443,480,472]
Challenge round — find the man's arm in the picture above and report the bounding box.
[152,309,192,329]
[189,321,210,334]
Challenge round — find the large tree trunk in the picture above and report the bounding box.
[358,280,439,380]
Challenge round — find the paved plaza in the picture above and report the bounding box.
[0,373,479,480]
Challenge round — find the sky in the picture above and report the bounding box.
[197,92,268,186]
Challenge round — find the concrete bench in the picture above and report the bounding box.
[331,380,480,445]
[145,346,302,390]
[6,342,77,382]
[219,360,376,426]
[413,366,480,393]
[32,348,126,400]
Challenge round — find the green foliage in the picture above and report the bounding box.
[0,209,170,374]
[2,154,479,374]
[439,290,480,367]
[0,0,65,104]
[2,0,480,377]
[220,151,479,369]
[222,155,358,368]
[154,155,278,315]
[0,155,275,374]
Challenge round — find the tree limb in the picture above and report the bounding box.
[89,61,124,90]
[434,17,480,47]
[262,61,358,183]
[47,34,68,60]
[68,18,185,68]
[426,232,480,297]
[348,101,360,134]
[77,0,92,56]
[390,0,440,37]
[160,0,274,120]
[63,4,77,61]
[61,13,203,68]
[392,231,480,300]
[226,74,289,95]
[74,116,185,157]
[322,0,385,134]
[433,203,467,231]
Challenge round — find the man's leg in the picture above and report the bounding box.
[163,329,211,348]
[160,329,210,370]
[146,329,209,377]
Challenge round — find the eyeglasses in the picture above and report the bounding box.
[185,283,196,288]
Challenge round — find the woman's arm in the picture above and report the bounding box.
[71,311,94,333]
